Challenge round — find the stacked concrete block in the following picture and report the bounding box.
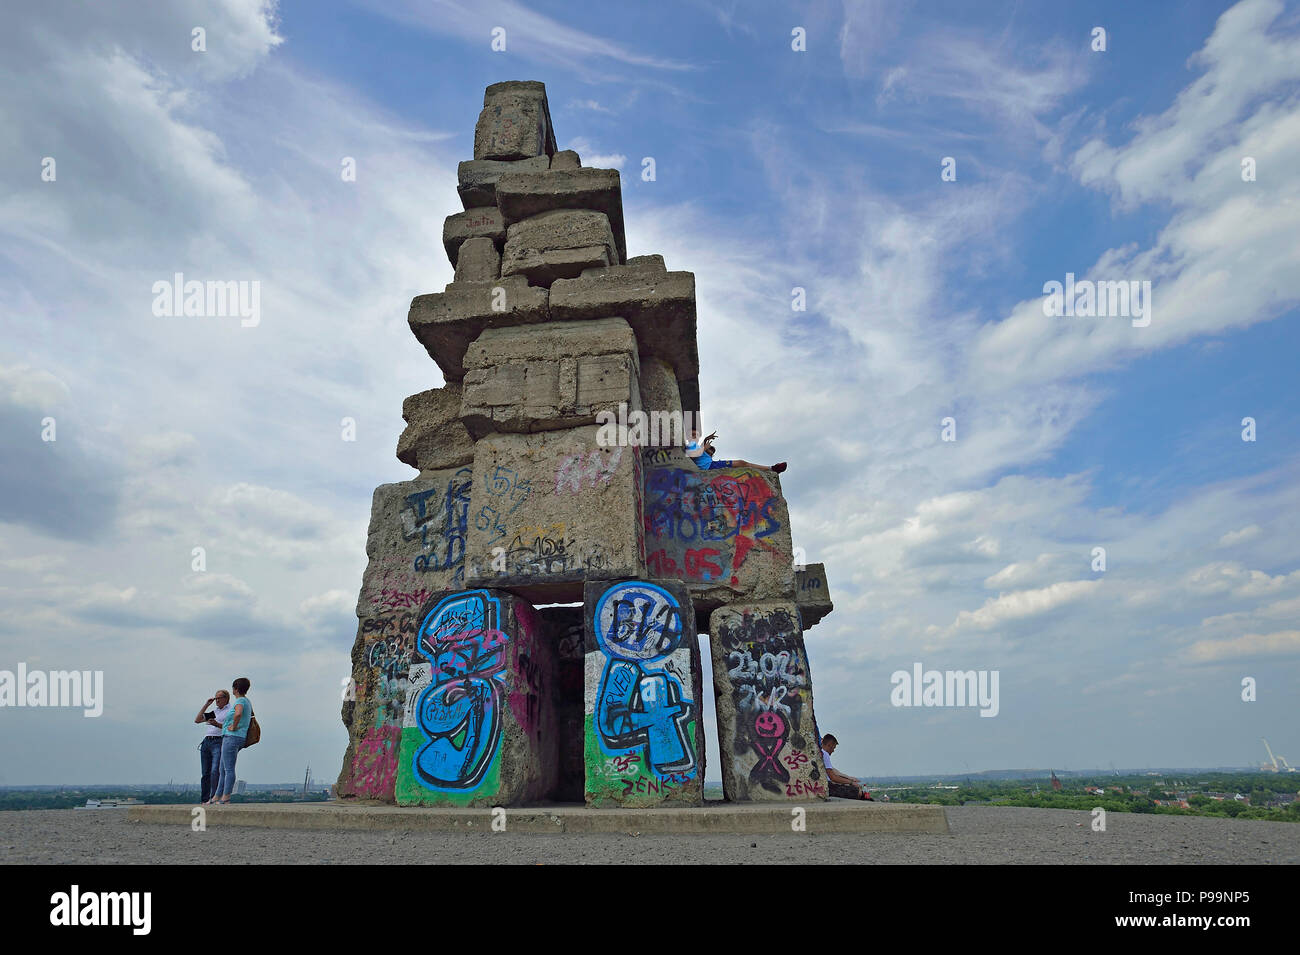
[340,79,836,806]
[461,318,641,438]
[394,589,558,806]
[458,156,550,209]
[643,465,797,616]
[338,468,473,800]
[795,563,834,629]
[408,275,550,381]
[395,385,474,473]
[443,207,507,268]
[549,256,699,418]
[462,425,645,601]
[496,167,626,263]
[709,602,826,802]
[583,579,705,807]
[501,209,619,286]
[473,81,557,161]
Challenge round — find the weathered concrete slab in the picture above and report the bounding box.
[394,589,558,807]
[474,80,556,161]
[453,236,500,283]
[548,260,699,400]
[396,385,475,473]
[583,579,704,807]
[643,466,796,612]
[796,562,834,629]
[637,356,687,448]
[463,425,644,600]
[458,156,550,209]
[496,167,626,264]
[443,207,507,267]
[709,602,826,803]
[461,318,640,438]
[550,149,581,170]
[338,468,474,801]
[501,210,617,287]
[129,800,950,833]
[408,275,550,381]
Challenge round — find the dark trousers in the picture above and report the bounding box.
[200,736,223,803]
[829,781,864,800]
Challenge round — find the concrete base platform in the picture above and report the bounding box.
[128,800,949,834]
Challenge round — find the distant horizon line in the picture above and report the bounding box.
[1,766,1285,788]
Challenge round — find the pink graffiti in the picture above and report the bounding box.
[554,446,624,493]
[350,724,402,798]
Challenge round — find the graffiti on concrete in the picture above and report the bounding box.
[644,468,782,586]
[592,581,696,778]
[411,590,510,791]
[349,724,401,799]
[401,467,472,580]
[715,607,817,795]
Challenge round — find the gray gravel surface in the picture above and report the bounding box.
[0,806,1294,864]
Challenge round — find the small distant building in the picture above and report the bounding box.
[1050,771,1062,792]
[234,780,247,795]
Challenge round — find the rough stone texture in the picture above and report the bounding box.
[642,465,796,616]
[473,81,556,161]
[408,275,550,381]
[500,210,617,287]
[637,356,686,447]
[548,260,699,413]
[540,604,586,802]
[443,208,507,267]
[458,156,550,209]
[709,602,826,803]
[396,385,475,473]
[461,318,641,438]
[453,236,501,283]
[337,467,474,801]
[463,425,644,601]
[496,167,626,264]
[795,562,834,629]
[550,149,581,170]
[583,579,705,807]
[394,589,558,807]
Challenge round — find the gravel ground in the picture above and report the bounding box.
[0,805,1295,864]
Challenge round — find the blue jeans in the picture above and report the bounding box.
[199,736,223,802]
[215,735,245,798]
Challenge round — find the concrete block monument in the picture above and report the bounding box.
[338,80,835,806]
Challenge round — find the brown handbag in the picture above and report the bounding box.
[244,712,261,747]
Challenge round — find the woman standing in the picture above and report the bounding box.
[210,677,252,805]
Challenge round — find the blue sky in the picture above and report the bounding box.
[1,0,1298,785]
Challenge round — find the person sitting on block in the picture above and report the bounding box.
[685,429,786,473]
[821,733,873,800]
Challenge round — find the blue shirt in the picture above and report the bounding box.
[223,696,252,737]
[686,440,713,469]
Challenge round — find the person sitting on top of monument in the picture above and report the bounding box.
[685,428,786,473]
[821,734,873,800]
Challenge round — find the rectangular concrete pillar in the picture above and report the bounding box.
[709,601,827,802]
[337,467,474,801]
[463,424,644,600]
[643,466,796,613]
[583,579,705,807]
[394,589,557,807]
